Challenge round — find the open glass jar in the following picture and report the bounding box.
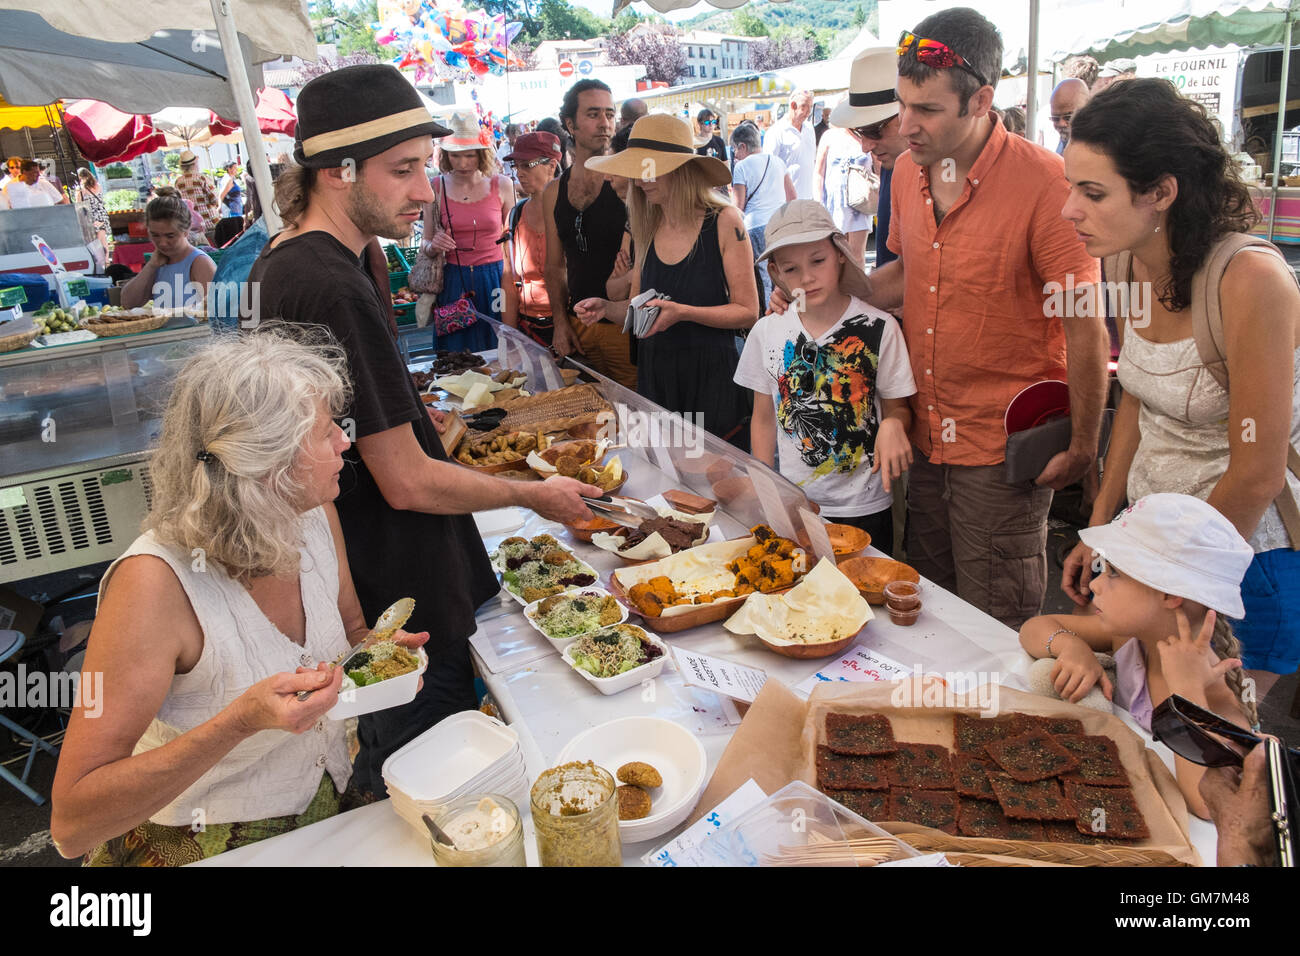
[430,794,526,867]
[530,761,622,867]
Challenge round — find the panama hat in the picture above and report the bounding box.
[756,200,872,299]
[830,46,901,129]
[1078,493,1252,619]
[585,114,729,187]
[441,111,493,152]
[178,150,199,167]
[293,64,451,169]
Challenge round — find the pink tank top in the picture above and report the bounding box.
[440,175,505,267]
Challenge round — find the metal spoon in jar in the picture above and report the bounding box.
[295,597,415,702]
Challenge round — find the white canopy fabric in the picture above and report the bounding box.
[1059,0,1296,62]
[0,9,268,116]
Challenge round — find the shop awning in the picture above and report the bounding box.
[1060,0,1296,62]
[0,94,62,132]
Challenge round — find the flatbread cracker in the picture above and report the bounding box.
[1011,714,1086,737]
[952,754,997,800]
[825,712,898,756]
[1064,782,1150,840]
[825,788,890,821]
[957,797,1045,841]
[988,771,1077,820]
[816,745,891,791]
[953,713,1017,756]
[888,742,955,790]
[889,787,959,834]
[985,730,1080,782]
[1057,734,1131,788]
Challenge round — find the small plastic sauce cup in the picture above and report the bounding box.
[883,580,921,626]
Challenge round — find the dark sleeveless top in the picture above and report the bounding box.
[637,211,750,448]
[554,166,627,311]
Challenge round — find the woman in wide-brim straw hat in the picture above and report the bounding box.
[573,113,758,449]
[419,110,516,351]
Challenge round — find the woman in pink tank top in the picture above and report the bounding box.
[420,112,516,352]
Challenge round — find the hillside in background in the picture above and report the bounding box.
[682,0,879,45]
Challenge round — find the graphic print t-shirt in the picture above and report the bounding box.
[734,296,916,517]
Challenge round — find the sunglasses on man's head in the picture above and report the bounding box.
[853,114,898,142]
[898,31,990,89]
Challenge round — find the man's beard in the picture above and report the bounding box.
[346,177,415,241]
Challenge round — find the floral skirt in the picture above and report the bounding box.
[83,773,341,867]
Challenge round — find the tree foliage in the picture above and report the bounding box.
[605,27,686,85]
[535,0,610,40]
[298,51,381,82]
[309,0,382,57]
[730,9,769,37]
[748,29,819,71]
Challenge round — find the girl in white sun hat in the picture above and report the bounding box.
[1020,492,1256,818]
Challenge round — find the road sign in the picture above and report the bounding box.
[578,59,593,76]
[558,60,574,77]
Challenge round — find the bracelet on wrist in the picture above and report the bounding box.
[1045,627,1077,657]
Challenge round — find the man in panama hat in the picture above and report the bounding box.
[248,64,599,796]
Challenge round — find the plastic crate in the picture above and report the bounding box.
[389,269,410,294]
[394,301,417,325]
[385,244,411,273]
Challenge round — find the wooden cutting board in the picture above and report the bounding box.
[438,409,468,457]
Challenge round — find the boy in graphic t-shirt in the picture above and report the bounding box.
[734,201,916,554]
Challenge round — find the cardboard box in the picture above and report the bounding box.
[0,585,43,640]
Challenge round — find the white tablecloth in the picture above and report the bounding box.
[199,461,1218,867]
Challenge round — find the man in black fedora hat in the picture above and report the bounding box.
[248,64,599,796]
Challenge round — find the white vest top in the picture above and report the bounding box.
[99,506,352,826]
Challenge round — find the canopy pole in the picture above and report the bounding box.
[209,0,281,233]
[1026,0,1040,144]
[1267,0,1295,242]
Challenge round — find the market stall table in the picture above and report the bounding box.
[198,459,1219,867]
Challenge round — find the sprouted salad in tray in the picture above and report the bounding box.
[342,641,420,687]
[568,624,662,679]
[492,534,598,603]
[528,590,624,642]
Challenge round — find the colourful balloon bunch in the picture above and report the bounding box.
[375,0,524,81]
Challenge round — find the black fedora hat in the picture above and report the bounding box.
[293,64,452,169]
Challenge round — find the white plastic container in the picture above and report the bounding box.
[556,716,708,844]
[381,711,520,801]
[522,586,628,653]
[326,647,427,721]
[560,626,668,695]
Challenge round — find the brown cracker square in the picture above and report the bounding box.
[1011,714,1086,737]
[988,771,1077,820]
[985,730,1080,782]
[888,742,955,790]
[1057,734,1131,788]
[888,787,959,834]
[825,712,898,756]
[953,713,1017,756]
[953,754,997,799]
[816,745,892,791]
[825,788,890,821]
[1064,782,1150,840]
[957,797,1045,841]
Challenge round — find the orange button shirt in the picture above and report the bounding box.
[886,116,1100,466]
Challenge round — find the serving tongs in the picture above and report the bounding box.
[580,494,659,530]
[295,597,415,701]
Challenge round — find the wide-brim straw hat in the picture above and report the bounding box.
[756,200,872,300]
[830,46,901,129]
[585,114,730,187]
[441,111,493,152]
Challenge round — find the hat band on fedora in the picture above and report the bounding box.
[301,107,433,158]
[625,137,695,155]
[849,89,897,108]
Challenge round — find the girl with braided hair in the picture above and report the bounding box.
[1020,493,1258,821]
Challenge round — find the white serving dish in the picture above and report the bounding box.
[473,506,528,536]
[497,556,600,607]
[560,626,668,695]
[381,711,520,800]
[522,586,628,652]
[326,647,427,721]
[556,715,708,844]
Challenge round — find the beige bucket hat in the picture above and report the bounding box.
[756,200,872,299]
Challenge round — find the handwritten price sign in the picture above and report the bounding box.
[796,647,911,696]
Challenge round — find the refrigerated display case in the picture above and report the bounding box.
[0,319,211,582]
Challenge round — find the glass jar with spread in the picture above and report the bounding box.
[883,580,922,626]
[430,794,526,867]
[530,761,622,867]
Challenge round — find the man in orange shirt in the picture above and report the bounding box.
[867,8,1109,627]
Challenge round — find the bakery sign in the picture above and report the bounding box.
[1137,48,1239,142]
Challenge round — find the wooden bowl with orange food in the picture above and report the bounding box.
[825,523,872,564]
[838,556,920,605]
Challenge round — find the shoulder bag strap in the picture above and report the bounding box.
[1194,232,1300,548]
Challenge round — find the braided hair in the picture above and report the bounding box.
[1210,613,1259,730]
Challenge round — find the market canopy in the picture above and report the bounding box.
[1060,0,1297,62]
[0,93,62,132]
[63,100,168,164]
[0,4,303,116]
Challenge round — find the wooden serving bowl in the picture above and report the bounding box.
[838,556,920,605]
[564,420,611,441]
[607,571,750,633]
[754,630,860,660]
[826,523,872,564]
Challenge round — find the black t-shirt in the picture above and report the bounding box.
[248,231,500,790]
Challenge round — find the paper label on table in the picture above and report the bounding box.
[672,647,768,704]
[643,778,767,867]
[0,487,26,510]
[794,646,911,696]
